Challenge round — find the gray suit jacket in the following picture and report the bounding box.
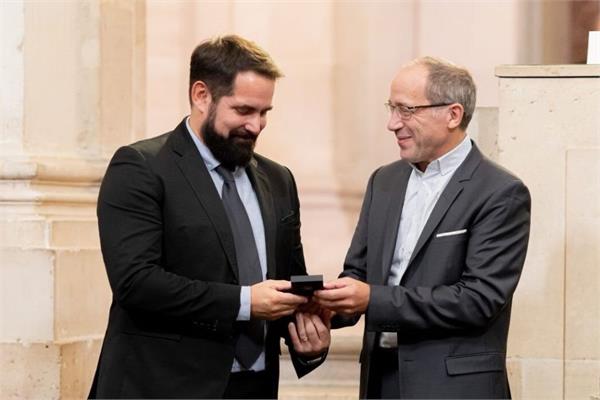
[335,143,531,399]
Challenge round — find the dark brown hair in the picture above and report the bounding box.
[189,35,283,104]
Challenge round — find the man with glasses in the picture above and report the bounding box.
[315,57,531,398]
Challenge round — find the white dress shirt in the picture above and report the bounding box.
[379,135,472,348]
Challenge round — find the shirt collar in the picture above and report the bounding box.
[185,116,222,173]
[411,135,472,177]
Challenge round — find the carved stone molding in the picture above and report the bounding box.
[0,157,106,183]
[0,157,106,213]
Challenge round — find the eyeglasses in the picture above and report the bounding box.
[384,101,452,120]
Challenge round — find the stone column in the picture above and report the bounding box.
[496,65,600,400]
[0,1,145,398]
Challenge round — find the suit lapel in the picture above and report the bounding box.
[246,159,277,280]
[407,143,483,268]
[407,181,463,268]
[379,164,412,284]
[170,122,239,281]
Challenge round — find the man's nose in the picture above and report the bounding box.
[245,114,262,135]
[387,113,404,132]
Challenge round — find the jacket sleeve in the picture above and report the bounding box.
[367,179,531,333]
[98,146,240,334]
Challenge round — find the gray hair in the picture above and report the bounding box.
[412,56,477,130]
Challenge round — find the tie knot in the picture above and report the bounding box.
[216,165,235,183]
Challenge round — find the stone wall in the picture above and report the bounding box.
[0,2,144,399]
[496,65,600,400]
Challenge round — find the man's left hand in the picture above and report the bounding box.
[288,312,330,358]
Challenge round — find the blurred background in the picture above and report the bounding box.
[1,1,599,399]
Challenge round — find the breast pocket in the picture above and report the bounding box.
[278,210,300,240]
[419,234,469,284]
[428,233,468,257]
[280,210,299,227]
[433,232,468,244]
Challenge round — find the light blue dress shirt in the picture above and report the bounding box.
[185,118,267,371]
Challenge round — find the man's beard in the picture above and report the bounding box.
[201,110,257,170]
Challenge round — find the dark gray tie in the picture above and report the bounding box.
[216,165,264,369]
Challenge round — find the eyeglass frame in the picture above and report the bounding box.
[384,101,453,120]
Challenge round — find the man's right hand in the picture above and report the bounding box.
[251,280,308,320]
[313,277,370,316]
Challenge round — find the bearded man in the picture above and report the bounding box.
[89,35,330,399]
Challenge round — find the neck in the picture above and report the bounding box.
[415,161,429,172]
[416,131,467,172]
[188,112,206,144]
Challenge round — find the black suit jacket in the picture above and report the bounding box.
[335,143,531,399]
[89,119,317,399]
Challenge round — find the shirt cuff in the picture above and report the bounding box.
[297,351,327,366]
[237,286,251,321]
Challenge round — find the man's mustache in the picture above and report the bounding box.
[229,129,256,142]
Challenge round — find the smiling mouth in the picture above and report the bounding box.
[396,135,412,144]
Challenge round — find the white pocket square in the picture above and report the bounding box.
[436,229,467,238]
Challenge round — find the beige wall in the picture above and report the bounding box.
[1,1,598,399]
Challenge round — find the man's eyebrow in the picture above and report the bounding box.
[233,105,273,112]
[387,101,410,107]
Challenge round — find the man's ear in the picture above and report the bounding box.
[447,103,464,130]
[190,81,212,114]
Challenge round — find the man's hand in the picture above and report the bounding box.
[250,280,308,320]
[288,312,330,358]
[313,277,370,316]
[297,297,323,314]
